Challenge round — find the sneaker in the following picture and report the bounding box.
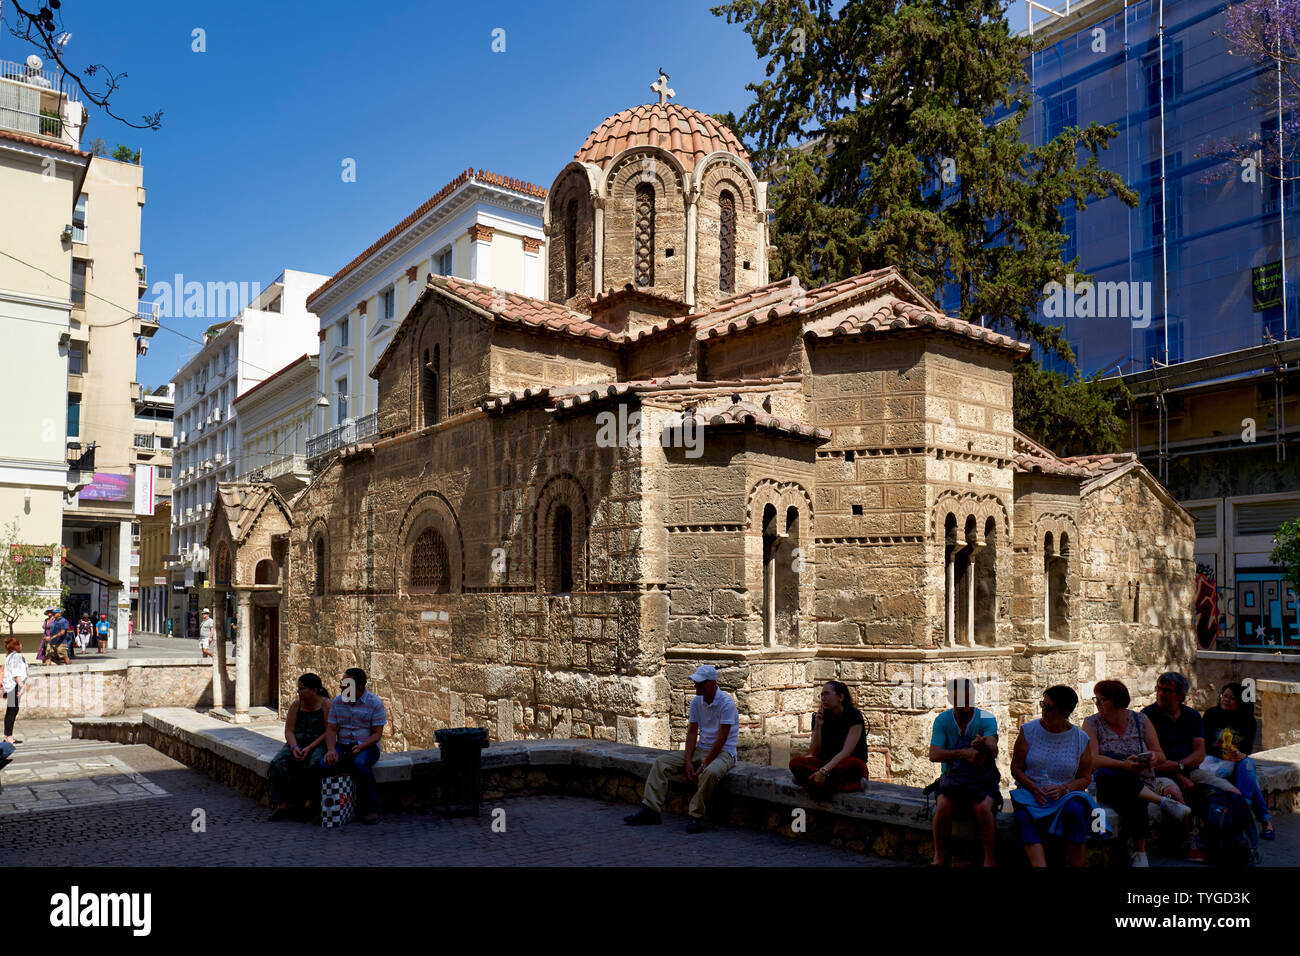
[1161,796,1192,824]
[686,818,708,834]
[1130,851,1149,867]
[1185,844,1206,863]
[623,806,662,826]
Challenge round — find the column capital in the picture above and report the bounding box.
[405,265,419,282]
[467,223,495,243]
[522,236,543,254]
[356,299,367,315]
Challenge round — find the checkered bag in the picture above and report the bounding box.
[320,774,355,828]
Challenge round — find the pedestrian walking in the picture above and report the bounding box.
[4,635,29,744]
[95,612,112,654]
[198,610,215,658]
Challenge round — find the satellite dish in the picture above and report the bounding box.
[25,54,43,72]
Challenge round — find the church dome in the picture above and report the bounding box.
[574,103,750,173]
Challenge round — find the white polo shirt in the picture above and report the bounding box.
[689,690,739,758]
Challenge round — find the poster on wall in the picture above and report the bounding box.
[1252,261,1283,311]
[133,465,156,516]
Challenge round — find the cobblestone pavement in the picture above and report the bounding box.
[2,719,906,867]
[5,717,1298,866]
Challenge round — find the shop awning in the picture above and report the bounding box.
[62,551,123,588]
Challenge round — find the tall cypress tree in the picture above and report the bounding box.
[714,0,1137,455]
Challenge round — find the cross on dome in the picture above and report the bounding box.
[651,69,675,106]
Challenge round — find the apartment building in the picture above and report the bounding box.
[0,55,90,643]
[234,352,319,496]
[61,143,152,645]
[306,168,545,465]
[168,270,325,627]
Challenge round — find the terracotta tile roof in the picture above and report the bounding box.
[307,168,547,310]
[210,482,291,545]
[0,127,90,157]
[575,103,749,172]
[1065,452,1138,474]
[1012,453,1096,479]
[1013,430,1058,459]
[805,294,1030,355]
[435,276,621,341]
[690,400,830,443]
[693,276,807,339]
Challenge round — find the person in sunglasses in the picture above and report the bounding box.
[1010,685,1105,866]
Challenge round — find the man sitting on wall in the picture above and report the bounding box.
[625,664,738,834]
[928,677,1000,867]
[321,667,387,825]
[1142,670,1239,862]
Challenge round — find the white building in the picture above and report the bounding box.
[306,168,545,464]
[169,270,326,582]
[234,352,319,495]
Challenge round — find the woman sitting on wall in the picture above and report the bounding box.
[267,673,331,821]
[1083,679,1190,868]
[1011,685,1106,867]
[789,681,868,799]
[1203,682,1274,840]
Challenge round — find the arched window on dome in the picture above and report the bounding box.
[564,200,578,299]
[634,184,655,287]
[719,190,736,294]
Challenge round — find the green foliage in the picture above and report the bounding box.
[112,144,141,164]
[1270,517,1300,590]
[713,0,1137,454]
[0,522,57,637]
[88,137,108,157]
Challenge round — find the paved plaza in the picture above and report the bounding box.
[3,716,1298,867]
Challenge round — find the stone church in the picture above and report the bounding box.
[274,84,1195,786]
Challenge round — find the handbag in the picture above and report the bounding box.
[320,774,355,828]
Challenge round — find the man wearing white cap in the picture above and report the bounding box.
[625,664,738,833]
[198,610,215,658]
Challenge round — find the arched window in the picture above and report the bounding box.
[423,347,439,427]
[314,536,325,597]
[564,199,578,299]
[634,183,655,287]
[411,527,450,593]
[762,504,799,647]
[254,559,277,586]
[944,513,975,646]
[719,190,736,294]
[1046,532,1069,639]
[552,504,574,593]
[973,516,997,646]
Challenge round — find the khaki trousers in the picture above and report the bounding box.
[1155,766,1239,795]
[641,750,736,819]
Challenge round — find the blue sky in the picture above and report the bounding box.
[3,0,1034,389]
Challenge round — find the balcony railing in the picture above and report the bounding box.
[66,441,96,472]
[306,412,377,461]
[133,433,156,449]
[0,60,79,99]
[242,453,309,483]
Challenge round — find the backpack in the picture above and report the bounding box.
[1202,789,1258,867]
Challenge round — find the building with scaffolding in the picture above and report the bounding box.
[1022,0,1300,650]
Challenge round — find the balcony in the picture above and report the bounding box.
[0,58,80,145]
[137,300,159,336]
[133,433,157,450]
[242,453,309,484]
[306,412,377,463]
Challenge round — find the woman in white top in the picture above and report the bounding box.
[4,635,29,743]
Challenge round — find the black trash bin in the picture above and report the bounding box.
[434,727,489,816]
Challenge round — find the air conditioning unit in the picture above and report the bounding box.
[195,421,203,433]
[214,453,223,463]
[179,431,187,444]
[185,507,193,518]
[213,407,221,421]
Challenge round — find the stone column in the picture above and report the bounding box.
[592,197,604,294]
[684,189,698,308]
[235,590,251,722]
[211,623,225,710]
[467,224,494,286]
[522,236,542,298]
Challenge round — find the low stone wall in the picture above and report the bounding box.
[18,660,231,718]
[1192,650,1300,709]
[63,707,1286,864]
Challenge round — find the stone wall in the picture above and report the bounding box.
[17,659,227,718]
